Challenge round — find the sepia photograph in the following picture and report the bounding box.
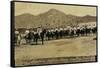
[11,1,97,67]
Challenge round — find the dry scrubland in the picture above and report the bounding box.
[15,35,97,66]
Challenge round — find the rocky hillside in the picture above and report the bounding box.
[15,9,96,28]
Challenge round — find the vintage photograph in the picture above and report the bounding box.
[11,1,97,67]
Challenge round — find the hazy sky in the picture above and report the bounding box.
[15,2,96,16]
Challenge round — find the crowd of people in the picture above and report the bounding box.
[14,25,97,46]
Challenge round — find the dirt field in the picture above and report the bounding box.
[15,35,97,66]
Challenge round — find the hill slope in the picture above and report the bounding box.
[15,9,96,28]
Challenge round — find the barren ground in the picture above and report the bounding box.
[15,35,97,66]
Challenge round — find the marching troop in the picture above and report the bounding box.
[15,24,97,46]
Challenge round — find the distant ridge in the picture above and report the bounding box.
[15,9,96,28]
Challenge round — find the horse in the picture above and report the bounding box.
[40,29,46,45]
[33,31,39,45]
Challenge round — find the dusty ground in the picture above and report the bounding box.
[15,35,97,66]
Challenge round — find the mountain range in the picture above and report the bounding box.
[15,9,96,29]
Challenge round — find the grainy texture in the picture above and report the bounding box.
[15,35,96,66]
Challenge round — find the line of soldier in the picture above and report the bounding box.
[15,25,97,46]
